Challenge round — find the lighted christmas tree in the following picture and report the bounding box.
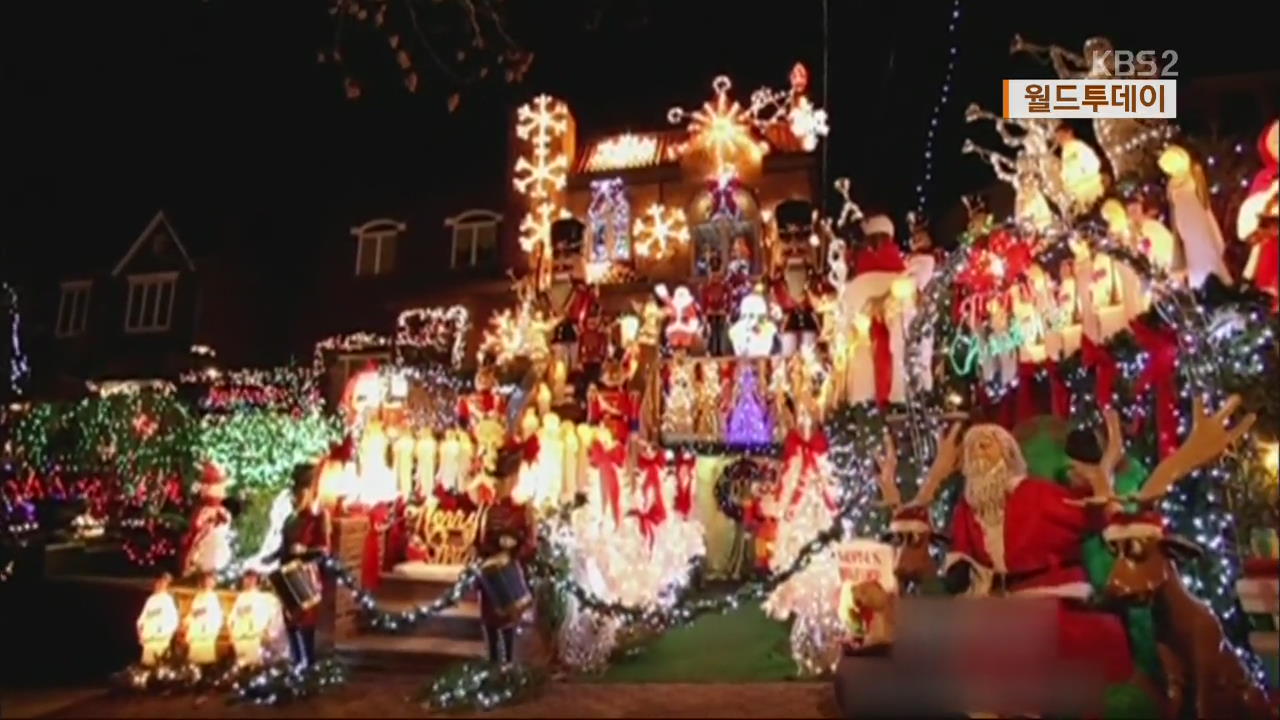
[661,356,696,441]
[725,363,773,446]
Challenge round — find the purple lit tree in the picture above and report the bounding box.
[725,362,773,446]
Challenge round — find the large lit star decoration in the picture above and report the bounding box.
[670,75,769,175]
[632,204,690,259]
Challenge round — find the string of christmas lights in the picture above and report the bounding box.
[914,0,963,216]
[2,282,30,397]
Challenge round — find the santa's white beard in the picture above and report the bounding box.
[963,461,1013,572]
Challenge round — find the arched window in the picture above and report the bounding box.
[351,218,406,276]
[445,209,502,270]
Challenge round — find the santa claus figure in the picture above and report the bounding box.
[938,423,1134,687]
[1238,119,1279,305]
[182,462,235,577]
[843,215,913,321]
[136,572,179,666]
[655,284,703,352]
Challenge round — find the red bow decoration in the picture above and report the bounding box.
[783,429,836,511]
[1081,336,1118,409]
[589,441,627,528]
[630,453,668,548]
[870,317,893,406]
[675,451,696,518]
[1131,321,1180,458]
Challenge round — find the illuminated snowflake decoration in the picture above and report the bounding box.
[513,94,570,199]
[788,97,829,152]
[518,200,570,253]
[632,203,690,259]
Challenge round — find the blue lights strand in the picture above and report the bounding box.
[915,0,963,216]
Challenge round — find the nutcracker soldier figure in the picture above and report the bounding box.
[701,250,731,356]
[475,449,537,665]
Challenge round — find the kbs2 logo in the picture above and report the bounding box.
[1091,50,1179,78]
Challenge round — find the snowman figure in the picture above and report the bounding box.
[729,291,779,357]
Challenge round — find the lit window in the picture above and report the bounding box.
[445,210,502,269]
[56,280,91,337]
[587,178,631,262]
[124,272,177,333]
[351,219,405,277]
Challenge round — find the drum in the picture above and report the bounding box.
[478,554,532,625]
[270,560,322,614]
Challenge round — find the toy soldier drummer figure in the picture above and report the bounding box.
[475,448,537,665]
[272,463,330,669]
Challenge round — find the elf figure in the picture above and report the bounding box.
[228,570,285,667]
[655,284,703,352]
[184,572,224,666]
[182,462,234,578]
[136,572,179,666]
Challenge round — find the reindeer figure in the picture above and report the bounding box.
[875,428,958,590]
[1079,396,1272,720]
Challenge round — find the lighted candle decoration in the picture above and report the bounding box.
[413,429,437,499]
[136,573,179,666]
[184,574,224,666]
[846,313,875,406]
[228,571,285,667]
[393,431,415,500]
[536,413,566,509]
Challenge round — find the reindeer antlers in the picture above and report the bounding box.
[913,423,962,508]
[1136,395,1256,504]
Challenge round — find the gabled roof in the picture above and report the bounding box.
[111,210,196,277]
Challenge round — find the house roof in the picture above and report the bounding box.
[111,210,196,276]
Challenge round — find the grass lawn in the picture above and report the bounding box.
[591,604,801,683]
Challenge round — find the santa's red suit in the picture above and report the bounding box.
[946,478,1135,685]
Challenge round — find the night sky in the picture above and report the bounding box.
[5,0,1280,273]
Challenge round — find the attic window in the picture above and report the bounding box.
[124,272,177,333]
[152,231,168,254]
[352,219,405,277]
[56,281,91,338]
